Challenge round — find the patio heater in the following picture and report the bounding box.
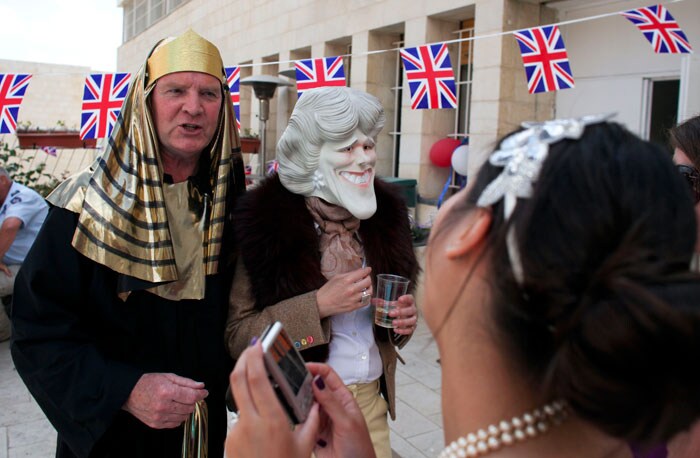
[240,75,292,176]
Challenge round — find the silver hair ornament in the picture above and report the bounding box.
[476,113,615,284]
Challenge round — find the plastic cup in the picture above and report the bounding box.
[373,274,410,328]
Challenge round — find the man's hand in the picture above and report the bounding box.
[123,373,209,429]
[0,217,22,274]
[0,262,11,277]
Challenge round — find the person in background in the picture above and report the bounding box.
[667,114,700,458]
[0,167,48,342]
[10,29,245,458]
[671,115,700,256]
[227,117,700,458]
[225,86,419,458]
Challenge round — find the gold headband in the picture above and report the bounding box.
[146,29,225,87]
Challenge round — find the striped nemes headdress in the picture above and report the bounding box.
[48,30,239,296]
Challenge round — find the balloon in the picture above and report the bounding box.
[429,138,461,168]
[451,144,470,176]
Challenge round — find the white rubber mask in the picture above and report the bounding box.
[311,129,377,220]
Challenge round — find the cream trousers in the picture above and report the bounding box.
[346,380,391,458]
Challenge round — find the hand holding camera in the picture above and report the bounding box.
[225,327,376,458]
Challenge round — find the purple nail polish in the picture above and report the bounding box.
[317,439,327,448]
[314,375,325,390]
[250,336,258,346]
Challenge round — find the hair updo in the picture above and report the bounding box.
[466,122,700,445]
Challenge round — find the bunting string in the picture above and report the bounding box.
[5,0,687,76]
[239,0,688,68]
[0,0,692,138]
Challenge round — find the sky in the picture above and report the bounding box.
[0,0,122,72]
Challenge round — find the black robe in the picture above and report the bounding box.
[10,206,234,458]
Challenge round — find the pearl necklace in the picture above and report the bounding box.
[438,400,569,458]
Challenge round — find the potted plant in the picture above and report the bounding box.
[239,128,260,154]
[16,121,97,149]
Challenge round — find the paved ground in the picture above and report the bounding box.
[0,316,443,458]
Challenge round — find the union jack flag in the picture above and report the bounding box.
[0,74,32,134]
[513,25,575,94]
[621,5,692,54]
[225,66,241,130]
[266,159,279,175]
[295,56,346,97]
[399,43,457,110]
[80,72,131,140]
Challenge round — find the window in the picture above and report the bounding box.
[134,0,148,37]
[449,18,474,190]
[122,0,190,42]
[123,6,134,42]
[150,0,164,23]
[390,35,404,177]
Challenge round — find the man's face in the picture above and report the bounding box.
[312,129,377,219]
[150,71,222,165]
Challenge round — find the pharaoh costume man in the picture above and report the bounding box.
[11,30,244,458]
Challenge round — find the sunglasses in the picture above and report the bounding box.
[678,164,700,204]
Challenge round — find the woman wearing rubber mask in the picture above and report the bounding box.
[225,86,419,458]
[228,116,700,458]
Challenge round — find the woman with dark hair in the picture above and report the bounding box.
[671,115,700,255]
[227,117,700,458]
[671,115,700,167]
[667,114,700,457]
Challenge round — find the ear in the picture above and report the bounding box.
[445,208,492,259]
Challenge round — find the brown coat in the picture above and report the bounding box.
[225,174,419,419]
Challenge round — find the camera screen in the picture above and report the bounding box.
[267,329,308,395]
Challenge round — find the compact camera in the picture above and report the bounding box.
[259,321,314,423]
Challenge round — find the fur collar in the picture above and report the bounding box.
[234,174,419,310]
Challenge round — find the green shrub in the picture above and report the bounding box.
[0,142,60,197]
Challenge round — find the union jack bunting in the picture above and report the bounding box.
[225,66,241,130]
[266,159,279,175]
[0,74,32,134]
[80,72,131,140]
[399,43,457,110]
[295,56,346,97]
[621,5,692,54]
[513,25,575,94]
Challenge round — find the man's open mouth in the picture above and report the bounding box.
[181,123,201,131]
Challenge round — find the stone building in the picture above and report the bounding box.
[2,0,698,220]
[116,0,699,223]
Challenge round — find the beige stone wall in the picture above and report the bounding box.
[468,0,555,179]
[116,1,481,196]
[0,60,99,182]
[115,0,569,228]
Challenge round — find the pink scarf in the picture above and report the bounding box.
[305,197,363,279]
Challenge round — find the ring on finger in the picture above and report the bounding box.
[360,290,371,306]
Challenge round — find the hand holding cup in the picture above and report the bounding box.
[373,274,412,329]
[389,294,418,335]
